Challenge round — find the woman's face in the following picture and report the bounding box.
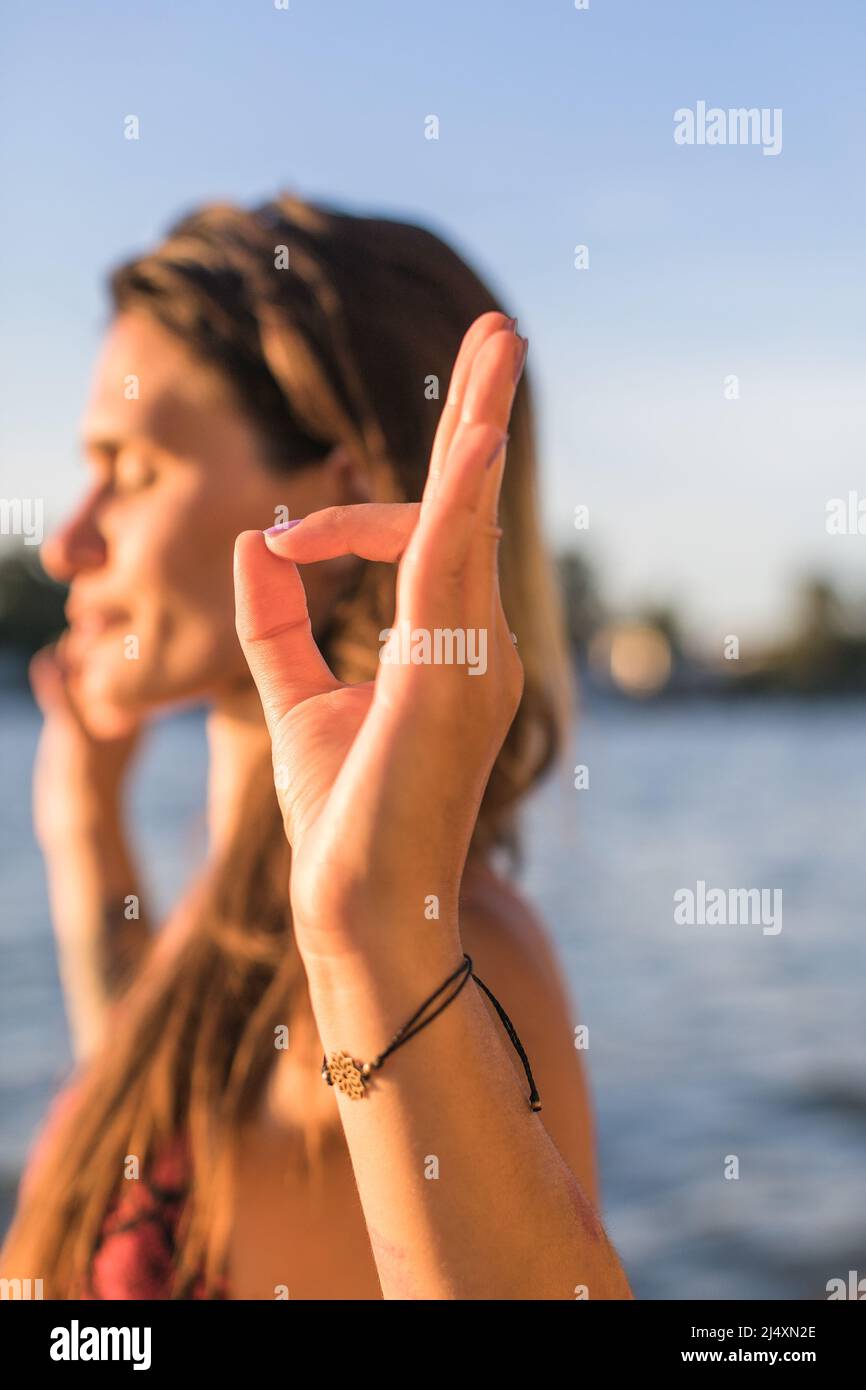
[42,312,349,727]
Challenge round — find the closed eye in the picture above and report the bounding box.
[81,440,157,495]
[113,452,157,493]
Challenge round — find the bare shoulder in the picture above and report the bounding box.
[458,857,576,1025]
[459,858,601,1208]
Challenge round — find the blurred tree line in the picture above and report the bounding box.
[555,553,866,696]
[0,546,67,666]
[0,540,864,696]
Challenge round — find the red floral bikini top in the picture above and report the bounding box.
[21,1085,230,1300]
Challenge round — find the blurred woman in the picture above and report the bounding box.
[1,195,630,1299]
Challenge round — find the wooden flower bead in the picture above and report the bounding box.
[327,1050,367,1100]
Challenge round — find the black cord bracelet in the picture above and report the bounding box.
[320,952,542,1112]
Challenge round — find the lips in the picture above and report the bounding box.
[65,598,129,639]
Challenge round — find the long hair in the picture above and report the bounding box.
[1,194,572,1296]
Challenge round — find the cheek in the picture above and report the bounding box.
[145,529,244,680]
[104,504,247,696]
[160,521,238,624]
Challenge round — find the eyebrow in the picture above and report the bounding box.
[80,435,123,455]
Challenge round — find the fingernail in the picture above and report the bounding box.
[264,518,303,536]
[484,432,509,469]
[504,315,518,333]
[513,335,528,385]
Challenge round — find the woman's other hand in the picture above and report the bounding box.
[30,638,142,848]
[30,639,151,1058]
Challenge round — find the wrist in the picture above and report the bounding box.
[36,798,127,852]
[293,883,461,972]
[41,826,142,911]
[301,921,462,994]
[301,924,466,1055]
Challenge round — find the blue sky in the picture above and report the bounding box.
[2,0,864,648]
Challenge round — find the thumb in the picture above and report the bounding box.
[233,529,340,737]
[29,644,73,720]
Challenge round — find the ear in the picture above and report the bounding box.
[324,442,374,505]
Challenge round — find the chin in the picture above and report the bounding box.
[79,662,184,724]
[78,636,243,722]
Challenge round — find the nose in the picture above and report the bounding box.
[40,488,107,584]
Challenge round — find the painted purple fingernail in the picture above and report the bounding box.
[513,335,529,385]
[264,518,303,536]
[504,315,518,333]
[484,432,509,469]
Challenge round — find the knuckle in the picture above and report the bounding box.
[323,504,352,529]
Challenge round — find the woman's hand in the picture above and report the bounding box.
[235,315,634,1301]
[30,639,143,848]
[233,312,526,967]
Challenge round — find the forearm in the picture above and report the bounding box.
[41,828,152,1059]
[304,924,632,1301]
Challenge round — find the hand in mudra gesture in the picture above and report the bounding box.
[233,312,527,965]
